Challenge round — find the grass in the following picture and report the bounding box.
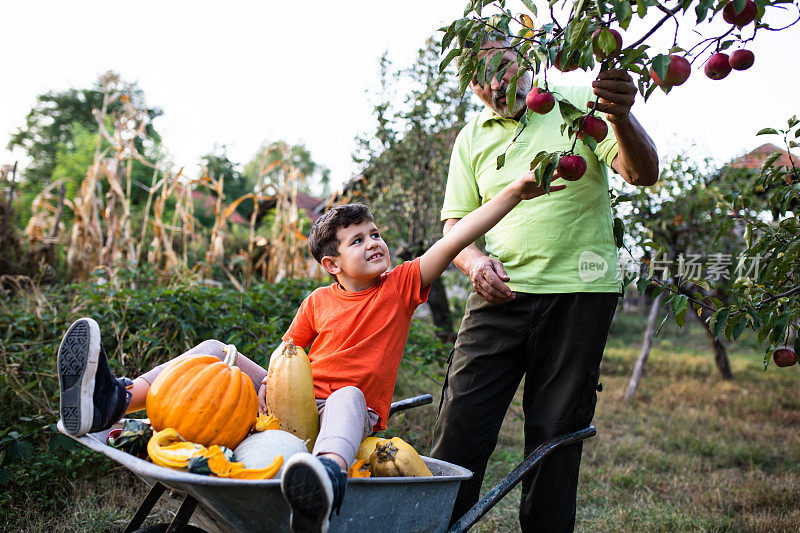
[6,311,799,532]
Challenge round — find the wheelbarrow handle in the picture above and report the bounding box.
[388,394,433,418]
[448,425,597,533]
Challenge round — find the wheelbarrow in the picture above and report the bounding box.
[67,394,596,532]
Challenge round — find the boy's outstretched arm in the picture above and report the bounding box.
[419,172,565,288]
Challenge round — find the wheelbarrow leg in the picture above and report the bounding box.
[448,426,597,533]
[124,482,167,533]
[165,493,200,533]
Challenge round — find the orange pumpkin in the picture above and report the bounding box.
[146,344,257,449]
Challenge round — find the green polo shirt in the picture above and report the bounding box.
[441,84,622,294]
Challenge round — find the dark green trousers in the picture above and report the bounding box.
[431,292,618,532]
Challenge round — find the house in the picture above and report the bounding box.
[729,143,797,170]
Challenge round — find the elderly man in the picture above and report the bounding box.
[430,41,658,532]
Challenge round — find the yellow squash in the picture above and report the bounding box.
[147,428,205,470]
[254,413,281,432]
[347,459,372,478]
[356,436,381,462]
[264,340,319,451]
[368,437,433,477]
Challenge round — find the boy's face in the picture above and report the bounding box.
[322,220,390,289]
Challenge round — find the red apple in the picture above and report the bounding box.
[557,155,587,181]
[772,348,798,367]
[650,55,691,88]
[704,53,732,80]
[526,87,556,114]
[577,115,608,143]
[592,28,623,59]
[729,49,755,70]
[723,0,757,27]
[555,50,579,72]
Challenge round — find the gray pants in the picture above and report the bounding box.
[140,340,376,466]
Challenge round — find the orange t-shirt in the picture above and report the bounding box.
[283,258,430,430]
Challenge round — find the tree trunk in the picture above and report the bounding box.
[624,291,666,401]
[692,303,734,380]
[427,277,456,342]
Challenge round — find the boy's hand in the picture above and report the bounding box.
[514,171,566,200]
[258,376,268,414]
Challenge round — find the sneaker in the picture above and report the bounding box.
[280,453,346,533]
[57,317,132,436]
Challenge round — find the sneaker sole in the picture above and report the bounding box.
[57,318,101,436]
[281,455,333,533]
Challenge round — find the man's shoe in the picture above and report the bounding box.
[280,453,346,533]
[57,317,131,436]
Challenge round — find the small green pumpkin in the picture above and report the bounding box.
[108,419,153,459]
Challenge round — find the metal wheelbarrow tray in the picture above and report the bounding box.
[68,395,596,532]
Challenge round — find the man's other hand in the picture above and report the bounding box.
[469,256,515,303]
[589,69,637,123]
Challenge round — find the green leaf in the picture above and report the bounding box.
[745,306,762,328]
[486,48,504,81]
[756,128,779,136]
[733,0,747,15]
[497,153,506,170]
[650,54,670,84]
[441,20,459,52]
[567,18,591,49]
[761,151,782,171]
[712,307,731,338]
[48,432,77,454]
[558,99,583,123]
[731,317,748,340]
[613,0,633,29]
[457,54,477,94]
[521,0,538,16]
[770,312,791,344]
[695,0,715,23]
[671,294,689,327]
[439,48,462,73]
[637,274,650,294]
[529,150,551,171]
[506,73,519,112]
[613,217,624,248]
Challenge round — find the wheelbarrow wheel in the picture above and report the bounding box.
[130,525,207,533]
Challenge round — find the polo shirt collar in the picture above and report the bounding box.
[478,106,517,127]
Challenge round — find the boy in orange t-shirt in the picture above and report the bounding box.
[57,171,564,533]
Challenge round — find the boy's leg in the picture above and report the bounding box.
[281,386,375,533]
[58,318,132,436]
[129,339,268,412]
[137,339,267,394]
[313,386,376,467]
[58,320,268,436]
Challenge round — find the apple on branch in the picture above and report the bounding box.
[705,53,732,80]
[526,87,555,114]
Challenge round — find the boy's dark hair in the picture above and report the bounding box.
[309,203,374,263]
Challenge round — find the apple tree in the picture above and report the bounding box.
[439,0,800,368]
[439,0,797,185]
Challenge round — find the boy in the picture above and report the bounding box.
[57,171,564,533]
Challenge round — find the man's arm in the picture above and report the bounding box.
[590,69,659,187]
[419,173,565,289]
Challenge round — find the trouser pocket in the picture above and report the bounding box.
[574,369,601,426]
[436,347,456,417]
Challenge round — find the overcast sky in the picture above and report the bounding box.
[2,0,798,190]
